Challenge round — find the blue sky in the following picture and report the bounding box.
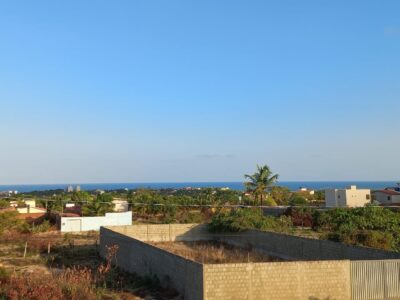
[0,1,399,184]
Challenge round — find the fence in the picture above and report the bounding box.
[351,260,400,300]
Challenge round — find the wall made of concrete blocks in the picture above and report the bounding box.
[203,260,351,300]
[100,227,204,300]
[216,229,400,261]
[100,224,400,300]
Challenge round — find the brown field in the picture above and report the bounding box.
[151,241,284,264]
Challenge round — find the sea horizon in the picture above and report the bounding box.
[0,181,398,193]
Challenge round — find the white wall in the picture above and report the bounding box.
[375,192,400,205]
[61,211,132,232]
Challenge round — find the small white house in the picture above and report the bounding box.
[325,185,371,208]
[112,199,129,212]
[374,189,400,205]
[60,211,132,232]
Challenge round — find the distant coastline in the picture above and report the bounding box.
[0,181,397,193]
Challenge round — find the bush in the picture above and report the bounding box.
[208,208,293,233]
[0,211,24,235]
[313,207,400,251]
[0,199,9,209]
[286,207,315,227]
[289,195,308,206]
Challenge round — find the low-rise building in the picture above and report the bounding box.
[112,199,129,212]
[374,189,400,205]
[325,185,371,208]
[60,211,132,232]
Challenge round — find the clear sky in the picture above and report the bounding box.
[0,1,399,184]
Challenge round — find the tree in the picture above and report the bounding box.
[270,186,291,205]
[244,164,279,207]
[82,193,114,216]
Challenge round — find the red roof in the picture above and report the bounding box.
[375,189,400,196]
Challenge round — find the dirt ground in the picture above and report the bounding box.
[152,240,284,264]
[0,231,180,300]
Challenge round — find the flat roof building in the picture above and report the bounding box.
[325,185,371,208]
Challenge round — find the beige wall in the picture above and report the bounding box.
[204,261,351,300]
[100,224,400,300]
[325,186,370,207]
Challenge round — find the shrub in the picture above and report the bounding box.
[208,208,293,233]
[0,199,9,209]
[289,195,308,206]
[314,207,400,251]
[0,211,24,235]
[286,207,315,227]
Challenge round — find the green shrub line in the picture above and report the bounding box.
[208,207,400,252]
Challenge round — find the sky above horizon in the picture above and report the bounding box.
[0,1,399,184]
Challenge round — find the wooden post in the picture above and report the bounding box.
[23,241,28,258]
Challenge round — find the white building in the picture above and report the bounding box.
[374,189,400,205]
[60,211,132,232]
[112,199,129,212]
[325,185,371,208]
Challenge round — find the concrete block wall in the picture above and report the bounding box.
[100,227,204,300]
[203,260,351,300]
[100,224,400,300]
[106,223,213,242]
[217,229,400,260]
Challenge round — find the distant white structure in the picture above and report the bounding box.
[374,190,400,205]
[325,185,371,208]
[112,199,129,212]
[13,199,47,214]
[60,211,132,232]
[299,187,315,195]
[65,185,82,193]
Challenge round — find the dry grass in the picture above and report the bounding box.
[152,241,284,264]
[0,232,181,300]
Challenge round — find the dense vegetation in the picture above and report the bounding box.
[209,208,293,233]
[209,207,400,251]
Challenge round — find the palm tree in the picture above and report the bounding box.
[244,164,279,207]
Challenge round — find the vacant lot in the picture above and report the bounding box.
[0,231,180,300]
[152,241,284,264]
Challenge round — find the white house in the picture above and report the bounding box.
[112,199,129,212]
[374,189,400,205]
[60,211,132,232]
[325,185,371,208]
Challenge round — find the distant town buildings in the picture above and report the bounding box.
[0,190,18,197]
[325,185,371,208]
[65,185,82,193]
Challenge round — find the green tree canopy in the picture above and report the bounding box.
[244,164,279,207]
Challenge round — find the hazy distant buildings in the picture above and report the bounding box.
[65,185,82,193]
[325,185,371,208]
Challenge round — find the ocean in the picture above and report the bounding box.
[0,181,397,193]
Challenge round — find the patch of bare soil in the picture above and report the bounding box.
[152,241,284,264]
